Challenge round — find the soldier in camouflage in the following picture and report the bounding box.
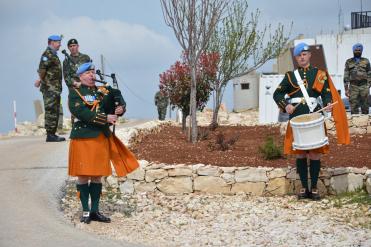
[154,90,168,120]
[62,38,91,89]
[344,43,371,114]
[34,35,66,142]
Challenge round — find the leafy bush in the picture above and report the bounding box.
[259,136,283,160]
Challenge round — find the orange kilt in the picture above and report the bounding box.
[68,133,139,177]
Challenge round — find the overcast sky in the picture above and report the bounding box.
[0,0,369,133]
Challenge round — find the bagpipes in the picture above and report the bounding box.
[94,70,126,134]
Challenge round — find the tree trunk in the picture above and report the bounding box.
[181,110,187,132]
[210,88,221,130]
[190,65,198,143]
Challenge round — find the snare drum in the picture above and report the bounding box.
[290,113,328,150]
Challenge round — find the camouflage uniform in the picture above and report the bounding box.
[154,91,168,120]
[63,52,91,89]
[344,57,371,114]
[38,46,62,135]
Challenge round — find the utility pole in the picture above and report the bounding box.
[100,54,105,78]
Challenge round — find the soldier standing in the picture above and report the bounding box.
[344,43,371,114]
[273,43,349,200]
[68,62,139,224]
[62,38,91,89]
[154,90,168,120]
[34,35,66,142]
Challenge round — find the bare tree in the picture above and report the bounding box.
[208,0,291,129]
[160,0,227,143]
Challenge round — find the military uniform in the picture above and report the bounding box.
[38,41,64,139]
[68,62,138,224]
[155,91,168,120]
[273,65,332,119]
[273,42,349,201]
[344,57,371,114]
[63,52,91,88]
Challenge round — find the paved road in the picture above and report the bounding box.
[0,121,148,247]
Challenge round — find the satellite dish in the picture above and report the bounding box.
[344,24,351,31]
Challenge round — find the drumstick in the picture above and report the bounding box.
[314,101,338,113]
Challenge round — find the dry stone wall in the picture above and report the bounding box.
[109,118,371,196]
[109,162,371,196]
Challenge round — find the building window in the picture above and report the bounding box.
[241,83,250,90]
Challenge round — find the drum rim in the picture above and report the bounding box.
[290,113,324,126]
[292,137,329,150]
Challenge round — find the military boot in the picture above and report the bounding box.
[46,134,66,142]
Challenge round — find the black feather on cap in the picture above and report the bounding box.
[67,39,78,46]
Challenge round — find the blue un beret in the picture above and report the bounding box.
[77,62,95,76]
[48,35,62,41]
[352,43,363,52]
[293,42,310,56]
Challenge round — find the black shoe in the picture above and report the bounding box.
[297,188,310,200]
[80,212,91,224]
[310,188,321,201]
[89,212,111,223]
[46,134,66,142]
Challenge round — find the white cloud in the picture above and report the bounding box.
[0,15,180,132]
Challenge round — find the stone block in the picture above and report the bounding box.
[352,115,369,127]
[134,182,156,192]
[168,168,193,177]
[221,173,235,184]
[194,176,230,193]
[127,167,145,181]
[348,167,367,174]
[106,176,118,188]
[138,160,150,169]
[231,182,265,196]
[197,166,221,176]
[330,174,348,194]
[268,168,287,179]
[347,173,364,192]
[120,180,134,194]
[235,168,268,182]
[366,178,371,195]
[333,168,349,176]
[286,168,299,180]
[265,178,289,196]
[145,169,168,182]
[220,167,237,173]
[157,177,193,194]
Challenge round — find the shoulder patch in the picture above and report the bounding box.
[74,102,80,107]
[42,56,48,62]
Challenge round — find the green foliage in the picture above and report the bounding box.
[207,0,291,126]
[330,188,371,208]
[259,136,283,160]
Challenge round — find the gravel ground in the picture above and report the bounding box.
[62,183,371,247]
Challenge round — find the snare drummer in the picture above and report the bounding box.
[273,43,350,200]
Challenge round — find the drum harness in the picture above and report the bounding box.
[287,70,324,114]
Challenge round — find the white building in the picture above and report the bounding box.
[257,27,371,124]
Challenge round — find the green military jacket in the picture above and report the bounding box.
[38,47,62,93]
[154,91,168,108]
[63,52,91,88]
[343,57,371,86]
[68,84,125,139]
[273,66,332,119]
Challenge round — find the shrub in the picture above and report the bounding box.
[259,136,283,160]
[209,132,239,151]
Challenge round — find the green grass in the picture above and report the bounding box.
[329,188,371,208]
